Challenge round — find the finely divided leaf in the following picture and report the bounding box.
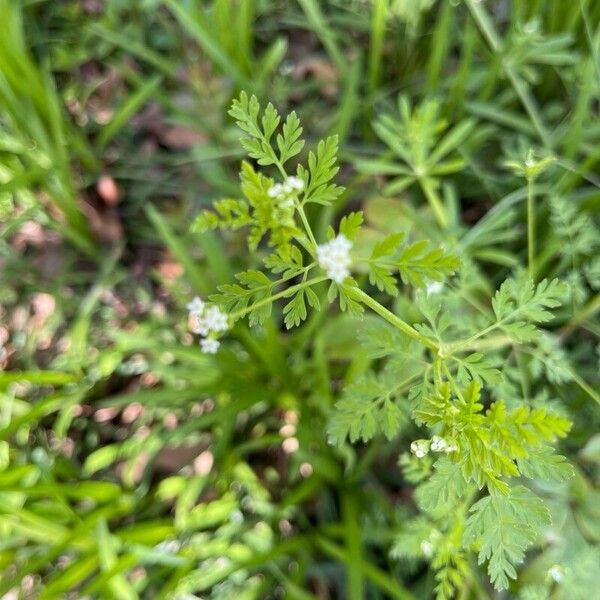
[464,486,551,591]
[415,457,466,516]
[516,446,574,482]
[277,111,305,164]
[491,279,566,343]
[301,135,344,205]
[396,241,461,288]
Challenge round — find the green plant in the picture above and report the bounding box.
[192,93,591,598]
[2,2,600,599]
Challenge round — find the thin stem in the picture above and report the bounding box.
[571,370,600,407]
[558,291,600,340]
[527,176,535,280]
[419,176,449,229]
[453,334,513,352]
[230,276,327,321]
[465,0,552,149]
[270,149,319,253]
[296,203,319,250]
[349,287,438,351]
[447,321,500,354]
[442,362,465,402]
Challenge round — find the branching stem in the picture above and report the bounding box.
[230,276,327,322]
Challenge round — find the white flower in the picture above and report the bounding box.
[444,442,458,453]
[197,306,228,334]
[268,183,283,198]
[426,281,443,296]
[420,540,434,557]
[286,176,304,191]
[200,338,220,354]
[190,313,209,336]
[410,439,430,459]
[548,564,565,583]
[317,234,352,284]
[187,296,205,315]
[430,435,448,452]
[268,177,304,206]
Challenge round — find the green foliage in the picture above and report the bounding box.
[327,357,416,445]
[212,270,274,326]
[464,486,551,590]
[366,232,461,294]
[228,91,304,167]
[414,380,572,492]
[194,161,300,250]
[3,2,600,599]
[491,278,567,342]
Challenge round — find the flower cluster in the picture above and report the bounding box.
[268,176,304,208]
[187,297,228,354]
[317,234,352,284]
[410,435,458,458]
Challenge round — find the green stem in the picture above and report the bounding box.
[270,149,319,253]
[296,203,319,250]
[527,176,535,280]
[349,287,438,351]
[453,334,513,352]
[230,276,327,322]
[447,321,503,354]
[314,536,415,600]
[419,176,449,229]
[342,493,364,600]
[368,0,388,96]
[465,0,552,148]
[566,369,600,407]
[558,291,600,340]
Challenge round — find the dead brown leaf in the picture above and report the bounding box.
[292,56,339,96]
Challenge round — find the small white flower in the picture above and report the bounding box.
[426,281,443,296]
[420,540,434,557]
[410,439,430,459]
[329,234,352,253]
[268,183,283,198]
[317,234,353,284]
[327,263,350,284]
[430,435,448,452]
[286,176,304,191]
[203,306,229,333]
[268,177,304,206]
[190,313,210,336]
[200,338,220,354]
[187,296,205,315]
[548,564,565,583]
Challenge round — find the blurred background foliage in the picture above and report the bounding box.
[0,0,599,598]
